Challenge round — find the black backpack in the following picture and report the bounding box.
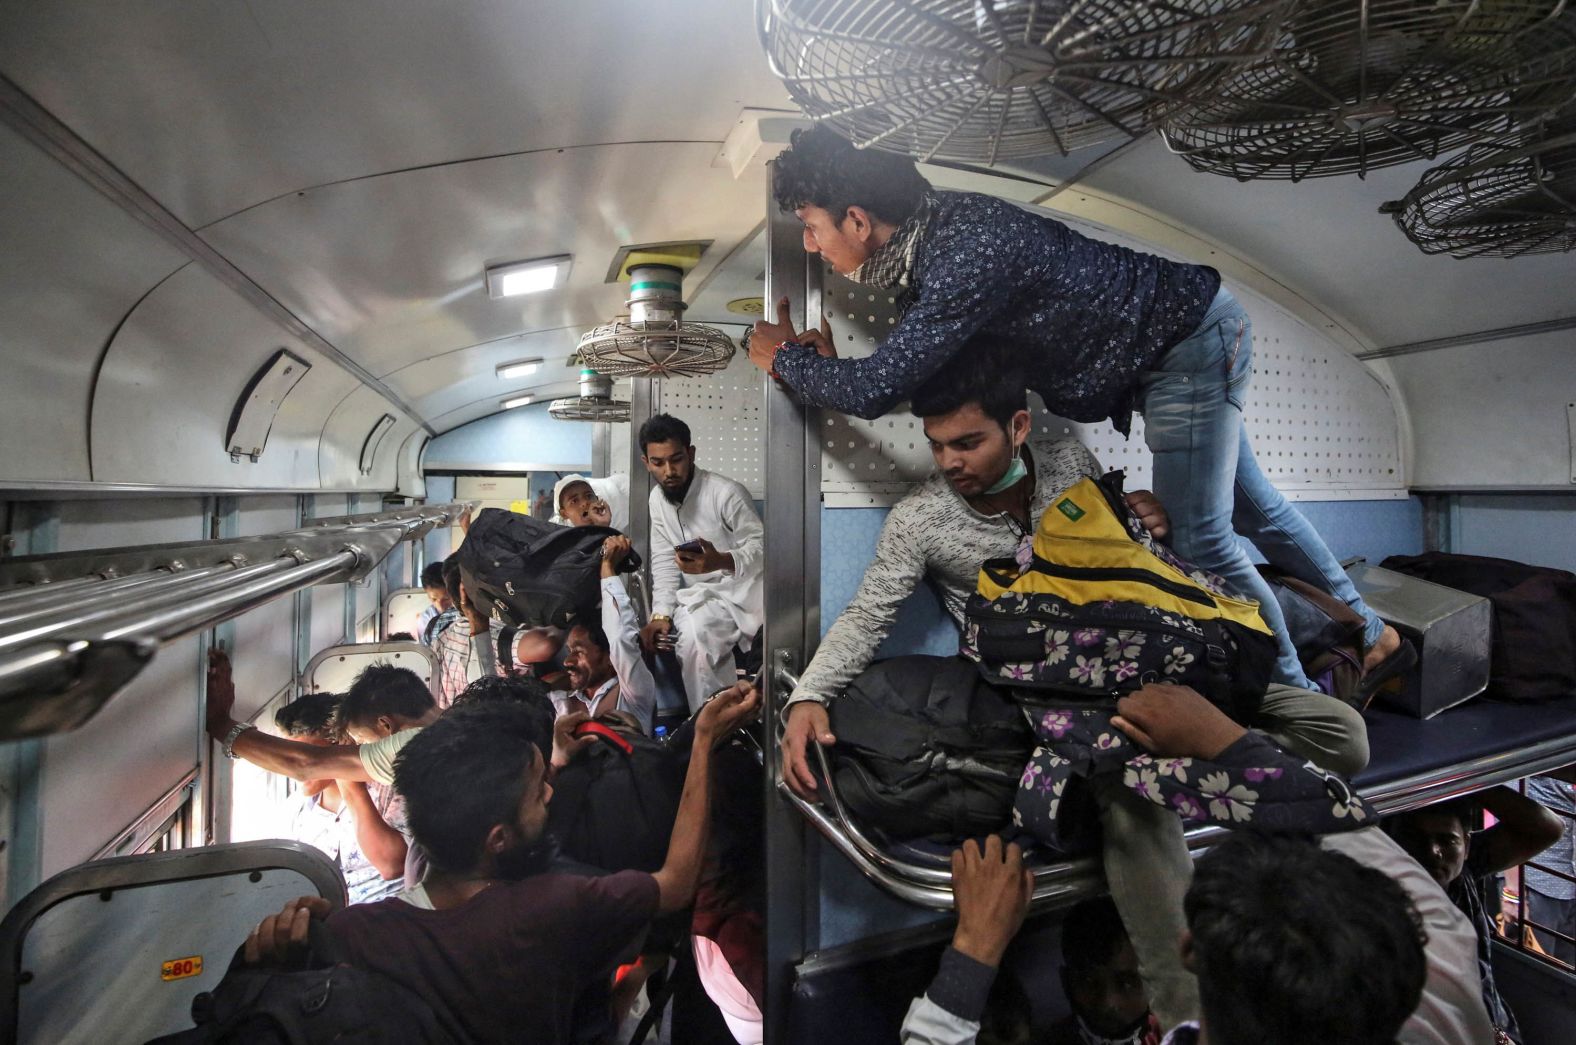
[1382,551,1576,702]
[547,718,686,874]
[828,656,1035,842]
[146,924,464,1044]
[456,508,640,629]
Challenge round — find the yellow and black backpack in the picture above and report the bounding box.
[961,472,1276,717]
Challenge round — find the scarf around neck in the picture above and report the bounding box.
[845,193,934,289]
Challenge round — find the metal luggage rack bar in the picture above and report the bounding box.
[0,502,471,741]
[774,664,1576,913]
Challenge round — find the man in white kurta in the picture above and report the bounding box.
[637,414,764,711]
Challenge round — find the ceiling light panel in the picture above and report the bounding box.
[495,358,543,379]
[485,255,572,299]
[501,394,536,409]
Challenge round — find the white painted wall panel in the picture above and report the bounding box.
[90,265,365,490]
[1384,332,1576,489]
[237,495,300,537]
[39,635,200,875]
[52,498,205,552]
[229,599,297,723]
[0,123,188,485]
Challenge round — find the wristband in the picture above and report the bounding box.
[221,722,254,760]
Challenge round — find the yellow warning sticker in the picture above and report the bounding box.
[161,955,203,982]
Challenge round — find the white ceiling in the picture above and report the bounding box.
[0,0,1570,487]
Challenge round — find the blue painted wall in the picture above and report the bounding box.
[813,494,1426,948]
[1455,494,1576,571]
[424,403,593,473]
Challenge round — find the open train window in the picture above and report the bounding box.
[1500,778,1575,972]
[227,688,295,843]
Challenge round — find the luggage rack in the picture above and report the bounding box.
[773,665,1576,912]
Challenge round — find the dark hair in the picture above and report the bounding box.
[638,413,691,453]
[1061,895,1131,976]
[1185,835,1426,1045]
[772,124,931,226]
[393,700,554,873]
[442,558,463,610]
[452,673,556,711]
[910,342,1028,430]
[387,631,416,643]
[274,692,342,739]
[420,561,446,589]
[570,618,609,654]
[338,663,436,729]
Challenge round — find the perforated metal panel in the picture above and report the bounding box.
[651,348,765,499]
[820,206,1403,508]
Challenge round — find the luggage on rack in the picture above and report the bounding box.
[961,472,1277,719]
[1258,565,1366,708]
[456,507,640,629]
[1381,551,1576,703]
[827,655,1034,842]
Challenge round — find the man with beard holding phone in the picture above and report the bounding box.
[639,412,765,711]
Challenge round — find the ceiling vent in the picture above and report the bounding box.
[575,247,737,378]
[757,0,1287,163]
[549,369,632,423]
[1162,1,1576,181]
[1382,108,1576,258]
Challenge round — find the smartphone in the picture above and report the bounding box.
[674,539,705,555]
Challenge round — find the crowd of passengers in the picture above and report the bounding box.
[195,126,1576,1045]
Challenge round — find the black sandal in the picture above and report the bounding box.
[1355,637,1418,706]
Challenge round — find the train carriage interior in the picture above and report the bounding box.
[1,1,1575,1042]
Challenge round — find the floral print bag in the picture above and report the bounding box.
[960,473,1278,719]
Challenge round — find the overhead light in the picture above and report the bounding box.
[485,256,571,299]
[495,358,543,379]
[501,394,535,410]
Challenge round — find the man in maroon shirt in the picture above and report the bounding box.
[243,681,759,1044]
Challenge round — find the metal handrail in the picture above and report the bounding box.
[774,662,1576,912]
[0,503,469,740]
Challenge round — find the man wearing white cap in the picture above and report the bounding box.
[550,472,630,532]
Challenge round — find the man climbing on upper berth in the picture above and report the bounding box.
[748,124,1409,700]
[779,350,1373,1032]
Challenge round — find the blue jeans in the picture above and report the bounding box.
[1138,288,1386,689]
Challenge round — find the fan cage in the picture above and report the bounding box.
[575,320,738,378]
[548,396,633,422]
[759,0,1290,164]
[1385,121,1576,258]
[1163,1,1576,181]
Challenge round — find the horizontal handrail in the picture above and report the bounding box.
[0,503,468,740]
[778,659,1576,912]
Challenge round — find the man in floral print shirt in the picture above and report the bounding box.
[784,350,1371,1031]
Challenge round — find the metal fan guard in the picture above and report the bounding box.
[1163,1,1576,181]
[1384,123,1576,258]
[548,396,633,422]
[575,320,738,378]
[759,0,1290,164]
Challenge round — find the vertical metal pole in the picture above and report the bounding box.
[199,496,239,846]
[591,421,612,478]
[762,163,821,1044]
[627,378,660,575]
